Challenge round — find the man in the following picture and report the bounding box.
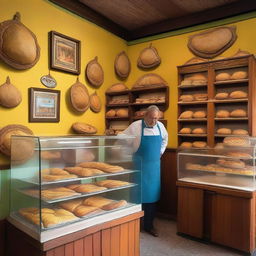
[122,105,168,237]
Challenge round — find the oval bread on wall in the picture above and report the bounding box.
[188,26,237,58]
[86,56,104,88]
[89,91,101,113]
[114,51,131,79]
[72,122,97,134]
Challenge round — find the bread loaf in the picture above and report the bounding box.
[77,162,124,173]
[215,92,229,100]
[217,158,245,169]
[230,109,247,117]
[101,200,127,211]
[96,179,130,188]
[194,94,208,101]
[179,128,192,134]
[106,109,116,117]
[73,205,99,217]
[223,137,250,147]
[179,111,193,119]
[216,110,230,118]
[116,108,128,117]
[192,141,207,148]
[232,129,248,135]
[179,142,192,149]
[231,71,248,80]
[192,128,206,134]
[83,196,112,208]
[224,152,252,158]
[67,183,107,193]
[64,166,104,176]
[215,72,231,81]
[229,90,247,99]
[192,111,206,118]
[179,95,194,102]
[216,128,232,134]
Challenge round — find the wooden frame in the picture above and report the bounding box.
[49,31,80,75]
[29,88,60,123]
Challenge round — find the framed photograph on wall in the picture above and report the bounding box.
[29,88,60,122]
[49,31,81,75]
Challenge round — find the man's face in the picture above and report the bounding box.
[144,110,159,127]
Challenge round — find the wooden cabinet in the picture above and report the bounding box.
[177,55,256,147]
[177,181,255,253]
[105,86,169,134]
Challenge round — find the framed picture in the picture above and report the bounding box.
[49,31,80,75]
[29,88,60,122]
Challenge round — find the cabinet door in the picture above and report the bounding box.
[211,193,253,252]
[177,186,203,238]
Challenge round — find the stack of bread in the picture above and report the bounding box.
[106,108,129,117]
[215,70,248,81]
[216,128,248,135]
[108,95,129,105]
[215,109,247,118]
[179,110,207,119]
[179,93,208,102]
[180,73,207,86]
[215,90,248,100]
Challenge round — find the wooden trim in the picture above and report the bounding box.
[177,181,254,199]
[0,219,6,256]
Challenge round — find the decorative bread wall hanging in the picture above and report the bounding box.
[0,124,33,158]
[132,73,168,89]
[137,43,161,69]
[188,26,237,58]
[89,91,101,113]
[106,83,128,93]
[86,56,104,88]
[72,122,97,134]
[0,76,22,108]
[70,78,90,112]
[114,51,131,79]
[0,12,40,69]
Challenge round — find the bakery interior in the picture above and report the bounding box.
[1,0,256,255]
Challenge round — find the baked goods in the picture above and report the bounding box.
[215,92,229,100]
[215,72,231,81]
[224,152,252,158]
[192,141,207,148]
[179,111,193,119]
[107,83,128,93]
[179,142,192,149]
[77,162,124,173]
[41,168,78,182]
[229,90,247,99]
[179,128,192,134]
[89,91,101,113]
[106,109,116,117]
[216,128,232,135]
[223,136,250,147]
[116,108,128,117]
[64,166,104,176]
[214,143,224,149]
[41,151,61,160]
[192,128,206,134]
[192,111,206,118]
[101,200,127,211]
[42,168,69,176]
[186,163,203,171]
[180,79,192,86]
[66,183,107,193]
[114,51,131,79]
[59,199,83,212]
[232,129,248,135]
[83,196,113,208]
[179,94,194,102]
[230,109,247,117]
[72,122,97,134]
[231,71,248,80]
[216,110,230,118]
[217,158,245,169]
[96,179,130,188]
[193,94,208,101]
[86,57,104,88]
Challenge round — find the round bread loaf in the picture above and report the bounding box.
[217,158,245,169]
[180,80,192,86]
[192,111,206,118]
[216,128,232,134]
[231,71,248,80]
[225,152,252,158]
[179,127,192,134]
[179,111,193,119]
[192,141,207,148]
[215,92,229,100]
[216,110,230,118]
[189,73,207,82]
[106,109,116,117]
[232,129,248,135]
[179,94,194,102]
[72,122,97,134]
[192,128,206,134]
[180,142,192,149]
[116,108,128,117]
[223,137,250,147]
[230,109,247,117]
[229,90,247,99]
[193,94,207,101]
[215,72,231,81]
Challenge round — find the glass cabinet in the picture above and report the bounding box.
[8,135,141,242]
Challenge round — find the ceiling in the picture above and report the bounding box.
[49,0,256,41]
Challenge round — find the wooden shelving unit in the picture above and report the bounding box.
[177,54,256,147]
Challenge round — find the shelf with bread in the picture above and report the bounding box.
[177,54,256,148]
[8,135,142,242]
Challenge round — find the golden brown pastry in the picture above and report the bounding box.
[64,166,104,176]
[179,142,192,149]
[83,196,112,208]
[59,199,84,212]
[42,174,78,182]
[179,95,194,102]
[224,152,252,158]
[217,158,245,169]
[106,109,116,117]
[192,141,207,148]
[180,79,192,86]
[232,129,248,135]
[229,91,248,99]
[192,111,206,118]
[192,128,206,134]
[193,94,208,101]
[67,183,107,193]
[216,128,232,135]
[215,92,229,100]
[96,179,130,188]
[77,162,124,173]
[73,205,99,217]
[41,151,61,160]
[214,143,224,149]
[223,137,250,147]
[215,72,231,81]
[230,109,247,117]
[231,71,248,80]
[179,111,193,119]
[179,127,192,134]
[116,108,128,117]
[186,163,203,170]
[216,110,230,118]
[42,168,70,176]
[101,200,127,211]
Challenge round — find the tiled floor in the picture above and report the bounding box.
[140,218,246,256]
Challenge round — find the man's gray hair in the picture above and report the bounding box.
[146,105,160,113]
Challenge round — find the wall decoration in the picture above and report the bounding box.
[40,72,57,88]
[89,91,101,113]
[29,87,60,122]
[72,122,97,134]
[114,51,131,79]
[49,31,80,75]
[0,76,22,108]
[188,26,237,58]
[137,43,161,69]
[0,12,40,70]
[70,78,90,112]
[85,56,104,88]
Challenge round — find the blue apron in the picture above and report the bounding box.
[134,120,162,203]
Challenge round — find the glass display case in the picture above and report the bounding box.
[177,136,256,191]
[8,135,141,242]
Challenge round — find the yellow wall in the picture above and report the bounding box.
[0,0,127,137]
[127,18,256,147]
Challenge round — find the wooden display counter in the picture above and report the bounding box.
[177,180,255,254]
[6,211,143,256]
